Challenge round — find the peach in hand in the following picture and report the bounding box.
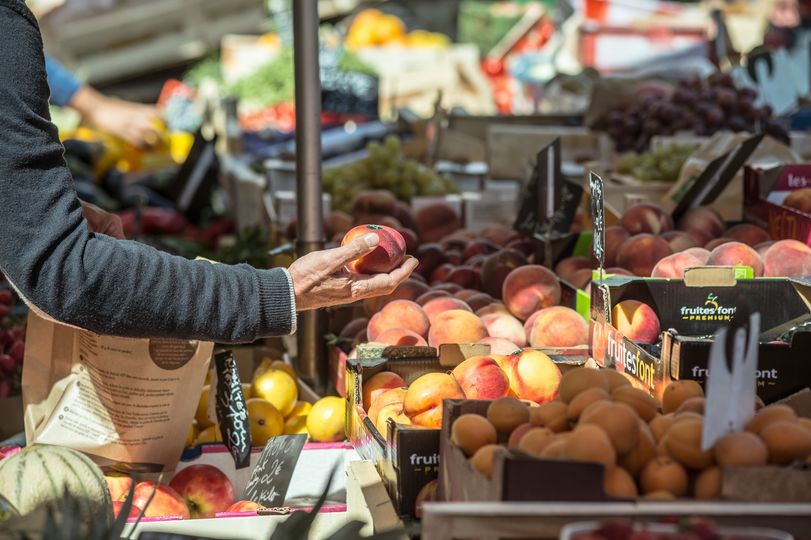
[342,224,406,274]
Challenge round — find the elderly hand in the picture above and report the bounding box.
[288,233,418,311]
[72,86,162,149]
[80,200,125,239]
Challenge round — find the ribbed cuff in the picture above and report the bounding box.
[256,268,297,336]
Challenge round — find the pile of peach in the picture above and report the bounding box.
[450,368,811,500]
[554,203,811,286]
[361,349,562,435]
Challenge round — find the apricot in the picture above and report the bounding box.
[487,396,530,434]
[554,256,592,283]
[603,466,638,499]
[540,437,568,459]
[478,337,521,356]
[619,420,657,477]
[362,371,407,411]
[675,397,705,415]
[707,242,764,276]
[651,251,708,278]
[422,297,472,323]
[604,226,631,267]
[527,306,589,348]
[517,427,556,456]
[564,424,617,467]
[783,188,811,213]
[558,367,609,404]
[451,414,497,457]
[343,224,406,274]
[725,223,770,247]
[617,234,673,277]
[761,421,811,464]
[367,387,406,426]
[481,249,528,299]
[612,386,658,422]
[567,387,611,421]
[375,328,428,347]
[428,310,488,347]
[665,418,714,470]
[481,313,526,348]
[503,349,563,404]
[581,402,640,454]
[744,404,797,435]
[763,240,811,277]
[640,456,688,497]
[415,202,461,243]
[649,413,676,441]
[580,400,613,423]
[621,202,674,235]
[694,466,722,500]
[714,431,768,467]
[662,380,704,414]
[612,300,661,345]
[661,231,699,253]
[677,206,725,239]
[452,356,511,400]
[403,372,465,428]
[603,369,632,392]
[502,265,561,321]
[367,300,430,341]
[529,400,569,433]
[470,444,504,479]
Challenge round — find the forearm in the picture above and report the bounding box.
[44,53,82,108]
[0,2,295,343]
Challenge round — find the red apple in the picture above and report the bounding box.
[112,500,142,519]
[105,473,133,502]
[225,500,266,513]
[132,482,190,519]
[168,464,235,519]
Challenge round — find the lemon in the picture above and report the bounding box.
[284,415,309,435]
[286,401,312,419]
[252,369,298,417]
[270,360,297,381]
[306,397,347,443]
[195,385,214,428]
[247,398,284,447]
[195,425,222,445]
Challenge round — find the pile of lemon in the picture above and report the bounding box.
[188,359,346,448]
[345,9,449,50]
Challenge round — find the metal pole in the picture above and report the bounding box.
[293,0,327,393]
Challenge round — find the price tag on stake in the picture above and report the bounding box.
[214,350,251,469]
[702,298,760,451]
[244,434,307,507]
[589,171,606,274]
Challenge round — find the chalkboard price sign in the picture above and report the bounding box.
[321,67,379,118]
[244,434,308,507]
[214,350,251,469]
[589,171,606,270]
[514,138,582,238]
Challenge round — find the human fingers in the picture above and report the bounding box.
[351,256,418,298]
[329,234,380,271]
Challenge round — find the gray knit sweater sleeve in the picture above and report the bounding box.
[0,0,296,343]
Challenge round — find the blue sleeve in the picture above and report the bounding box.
[44,54,82,107]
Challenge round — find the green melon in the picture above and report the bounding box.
[0,444,112,524]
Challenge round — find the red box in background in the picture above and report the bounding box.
[745,164,811,246]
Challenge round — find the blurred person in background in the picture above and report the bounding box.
[45,54,162,148]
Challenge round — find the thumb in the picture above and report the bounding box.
[333,233,380,269]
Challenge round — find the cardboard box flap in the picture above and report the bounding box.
[684,267,740,287]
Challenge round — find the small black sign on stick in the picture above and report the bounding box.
[244,434,308,508]
[590,171,606,274]
[214,350,251,469]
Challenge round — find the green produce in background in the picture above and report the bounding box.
[614,144,699,183]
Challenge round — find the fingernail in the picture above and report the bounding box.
[363,234,379,247]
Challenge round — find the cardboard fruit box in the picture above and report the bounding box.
[438,391,811,506]
[345,343,591,519]
[744,164,811,246]
[590,268,811,404]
